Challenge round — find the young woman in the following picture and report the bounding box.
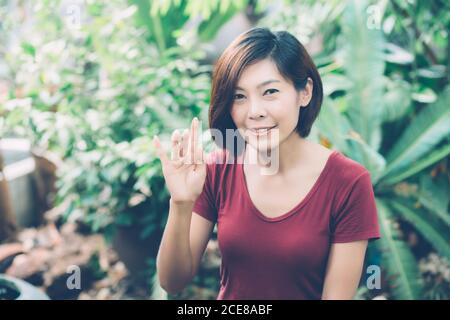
[153,27,380,300]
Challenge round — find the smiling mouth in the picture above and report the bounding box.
[248,125,277,135]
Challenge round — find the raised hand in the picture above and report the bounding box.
[153,117,207,204]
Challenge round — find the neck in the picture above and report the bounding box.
[244,131,309,175]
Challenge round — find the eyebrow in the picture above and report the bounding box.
[235,79,281,91]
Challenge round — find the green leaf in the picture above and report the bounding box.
[376,199,424,300]
[382,78,412,122]
[340,0,385,150]
[321,73,353,96]
[412,87,437,104]
[416,65,447,79]
[380,143,450,185]
[315,97,352,154]
[21,42,36,57]
[382,87,450,179]
[150,102,187,131]
[389,200,450,261]
[346,137,386,184]
[198,1,243,42]
[417,175,450,230]
[351,139,386,184]
[383,43,414,64]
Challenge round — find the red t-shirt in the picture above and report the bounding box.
[193,147,380,300]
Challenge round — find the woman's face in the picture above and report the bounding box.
[230,58,312,153]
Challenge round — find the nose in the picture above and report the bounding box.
[248,99,267,120]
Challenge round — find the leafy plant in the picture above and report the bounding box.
[2,0,449,300]
[0,0,214,242]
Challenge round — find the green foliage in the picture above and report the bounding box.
[417,175,450,230]
[132,0,249,51]
[389,200,450,261]
[340,0,385,150]
[376,200,424,299]
[381,88,450,182]
[1,0,449,300]
[0,0,215,242]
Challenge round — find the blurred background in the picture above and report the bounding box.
[0,0,449,300]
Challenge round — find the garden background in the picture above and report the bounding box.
[0,0,449,300]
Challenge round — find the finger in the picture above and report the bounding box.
[170,130,181,161]
[193,120,204,164]
[180,129,189,158]
[153,135,168,164]
[194,147,204,165]
[187,118,198,164]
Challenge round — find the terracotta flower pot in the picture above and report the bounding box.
[111,224,163,281]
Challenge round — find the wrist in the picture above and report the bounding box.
[170,198,195,209]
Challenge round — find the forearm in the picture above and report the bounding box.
[321,284,358,300]
[321,241,367,300]
[156,200,195,294]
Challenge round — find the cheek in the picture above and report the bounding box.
[272,101,300,130]
[230,105,245,125]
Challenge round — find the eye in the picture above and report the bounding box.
[234,93,245,100]
[264,88,279,95]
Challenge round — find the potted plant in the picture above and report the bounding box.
[0,151,17,242]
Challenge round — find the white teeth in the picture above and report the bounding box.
[249,126,275,134]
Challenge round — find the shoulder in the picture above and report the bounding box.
[326,151,377,219]
[326,150,374,208]
[329,150,371,185]
[307,141,370,185]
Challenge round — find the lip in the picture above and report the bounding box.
[247,125,277,136]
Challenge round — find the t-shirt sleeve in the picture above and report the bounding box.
[192,161,218,223]
[331,171,381,243]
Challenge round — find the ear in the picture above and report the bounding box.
[298,77,313,108]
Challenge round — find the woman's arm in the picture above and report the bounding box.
[157,200,214,294]
[154,118,213,294]
[321,240,368,300]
